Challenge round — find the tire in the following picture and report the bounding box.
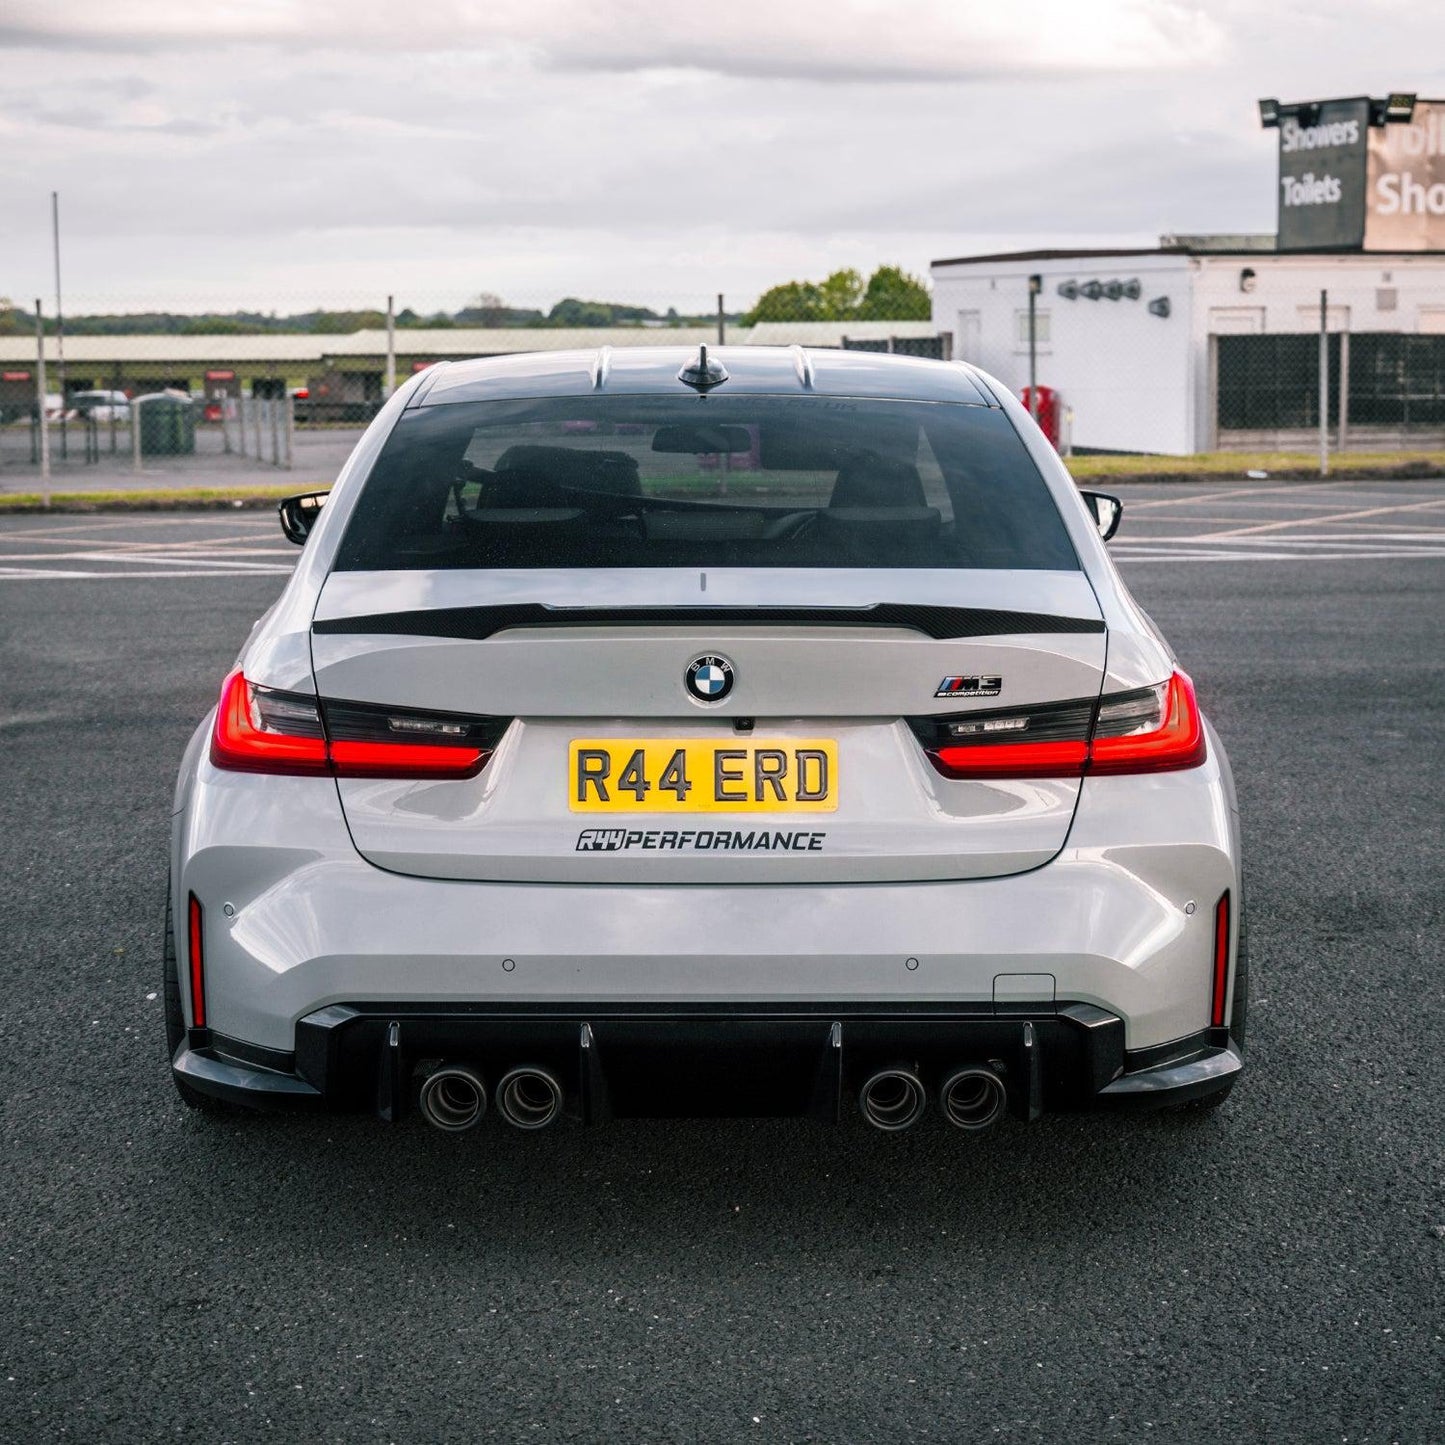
[163,875,229,1114]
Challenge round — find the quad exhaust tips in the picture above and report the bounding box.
[496,1066,565,1131]
[939,1067,1007,1132]
[858,1067,928,1132]
[418,1064,488,1132]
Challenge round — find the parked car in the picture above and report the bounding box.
[71,389,131,423]
[167,346,1245,1133]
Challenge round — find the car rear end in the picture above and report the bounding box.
[170,347,1243,1131]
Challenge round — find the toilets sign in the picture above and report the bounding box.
[1276,98,1370,250]
[1275,96,1445,251]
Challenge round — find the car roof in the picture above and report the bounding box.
[414,345,994,408]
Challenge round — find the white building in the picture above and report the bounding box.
[930,240,1445,454]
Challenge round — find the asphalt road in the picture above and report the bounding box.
[1,482,1442,1442]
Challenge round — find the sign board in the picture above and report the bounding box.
[1276,98,1369,250]
[2,370,32,382]
[205,369,236,381]
[1365,100,1445,250]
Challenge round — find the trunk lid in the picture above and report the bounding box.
[311,568,1106,883]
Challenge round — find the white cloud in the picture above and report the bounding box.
[1,1,1442,310]
[0,0,1222,78]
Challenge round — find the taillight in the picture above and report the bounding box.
[1210,890,1232,1028]
[1089,672,1207,775]
[209,670,502,778]
[211,670,329,774]
[921,669,1207,780]
[187,892,207,1029]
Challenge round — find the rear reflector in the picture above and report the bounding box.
[187,892,206,1030]
[1210,890,1232,1028]
[925,670,1207,780]
[209,670,498,779]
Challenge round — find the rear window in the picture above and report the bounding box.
[333,395,1078,572]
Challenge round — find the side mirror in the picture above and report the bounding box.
[277,491,329,545]
[1079,489,1122,542]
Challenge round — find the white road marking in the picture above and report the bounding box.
[1120,480,1369,510]
[1199,496,1445,539]
[0,567,294,580]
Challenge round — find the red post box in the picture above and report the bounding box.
[1019,385,1062,451]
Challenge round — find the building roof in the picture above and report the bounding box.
[0,318,944,369]
[932,248,1172,268]
[336,326,726,356]
[933,242,1445,268]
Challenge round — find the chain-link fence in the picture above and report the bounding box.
[4,284,1443,492]
[0,290,951,491]
[1216,332,1445,452]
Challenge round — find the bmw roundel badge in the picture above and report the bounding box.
[685,654,734,703]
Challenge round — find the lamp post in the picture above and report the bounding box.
[1027,274,1042,422]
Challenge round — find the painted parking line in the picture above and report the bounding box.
[1199,496,1445,540]
[0,569,296,580]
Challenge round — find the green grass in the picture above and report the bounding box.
[1066,450,1445,481]
[0,483,323,512]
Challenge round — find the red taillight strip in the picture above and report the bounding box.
[930,739,1088,779]
[328,738,488,779]
[927,670,1207,780]
[1210,890,1232,1029]
[209,671,487,779]
[187,892,207,1030]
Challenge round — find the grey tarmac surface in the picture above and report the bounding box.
[0,483,1442,1442]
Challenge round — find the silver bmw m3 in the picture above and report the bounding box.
[167,345,1245,1132]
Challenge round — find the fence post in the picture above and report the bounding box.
[1337,328,1350,453]
[252,392,262,458]
[385,294,396,398]
[34,298,50,506]
[132,396,142,474]
[1318,289,1329,478]
[716,293,725,346]
[1027,274,1042,422]
[284,393,294,469]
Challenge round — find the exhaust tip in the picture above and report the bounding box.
[858,1067,927,1132]
[496,1066,564,1131]
[939,1067,1007,1131]
[418,1064,487,1132]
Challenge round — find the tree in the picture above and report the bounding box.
[856,265,931,320]
[744,265,930,325]
[746,280,825,324]
[817,268,865,319]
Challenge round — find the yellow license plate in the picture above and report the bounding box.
[569,739,838,813]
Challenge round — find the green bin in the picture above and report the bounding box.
[138,393,196,457]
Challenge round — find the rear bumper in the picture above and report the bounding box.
[172,1002,1241,1121]
[173,729,1244,1061]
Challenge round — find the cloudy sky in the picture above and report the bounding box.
[1,0,1440,314]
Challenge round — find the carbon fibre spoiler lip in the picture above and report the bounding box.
[310,603,1107,641]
